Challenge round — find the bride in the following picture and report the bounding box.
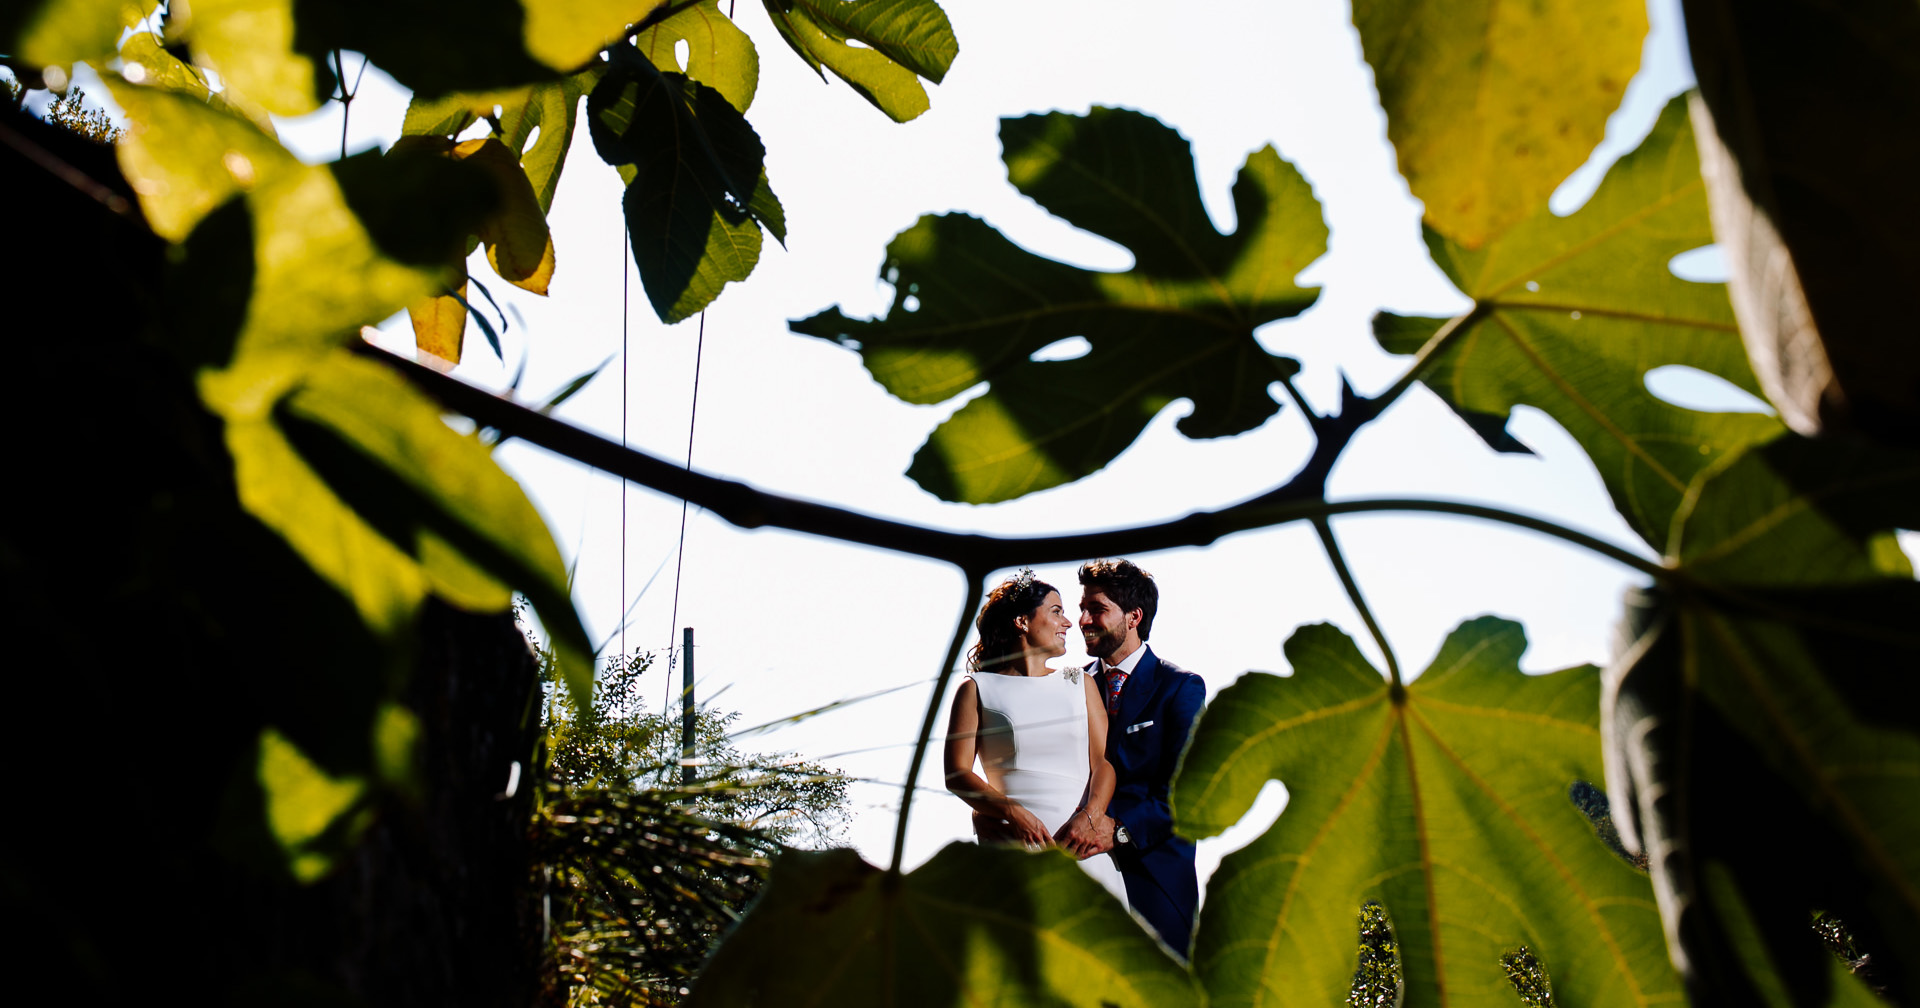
[944,571,1126,894]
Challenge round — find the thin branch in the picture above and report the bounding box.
[1370,304,1487,414]
[356,343,1669,580]
[0,119,135,217]
[1312,516,1402,689]
[891,574,985,874]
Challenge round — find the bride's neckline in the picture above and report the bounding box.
[985,668,1063,678]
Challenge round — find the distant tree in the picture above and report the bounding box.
[44,85,121,143]
[530,631,850,1006]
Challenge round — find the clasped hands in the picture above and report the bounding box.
[973,806,1116,858]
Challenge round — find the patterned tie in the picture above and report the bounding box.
[1104,665,1128,717]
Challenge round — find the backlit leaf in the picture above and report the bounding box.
[689,844,1200,1007]
[522,0,665,74]
[761,0,956,123]
[1351,0,1645,248]
[636,0,758,112]
[792,107,1323,503]
[1374,96,1782,551]
[283,350,594,702]
[1176,618,1679,1008]
[408,277,468,370]
[453,137,557,295]
[257,726,369,882]
[4,0,145,69]
[177,0,323,116]
[589,44,776,322]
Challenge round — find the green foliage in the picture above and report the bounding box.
[1351,0,1645,249]
[589,43,781,323]
[760,0,957,123]
[1174,618,1677,1008]
[44,84,122,141]
[686,844,1200,1007]
[535,647,852,1005]
[1374,97,1782,552]
[793,107,1325,502]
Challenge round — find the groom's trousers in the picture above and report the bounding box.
[1117,837,1199,959]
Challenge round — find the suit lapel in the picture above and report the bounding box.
[1117,647,1160,735]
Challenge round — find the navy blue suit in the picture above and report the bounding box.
[1098,646,1205,956]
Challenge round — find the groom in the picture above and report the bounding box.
[1062,558,1205,956]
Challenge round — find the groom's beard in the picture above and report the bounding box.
[1083,631,1120,660]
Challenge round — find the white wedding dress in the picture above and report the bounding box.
[967,669,1129,901]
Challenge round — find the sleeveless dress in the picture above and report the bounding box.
[967,670,1129,899]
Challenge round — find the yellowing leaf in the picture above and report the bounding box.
[1176,618,1679,1008]
[452,137,557,294]
[690,845,1201,1007]
[1352,0,1645,248]
[408,278,468,369]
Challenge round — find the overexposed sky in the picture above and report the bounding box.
[82,0,1772,875]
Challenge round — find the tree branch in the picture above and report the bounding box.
[355,343,1667,578]
[892,575,985,874]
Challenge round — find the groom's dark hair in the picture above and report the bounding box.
[1078,558,1158,640]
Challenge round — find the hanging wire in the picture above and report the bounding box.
[664,310,707,711]
[620,225,630,662]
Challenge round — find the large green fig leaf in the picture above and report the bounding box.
[1603,434,1920,1006]
[1176,617,1679,1008]
[761,0,956,123]
[1351,0,1645,249]
[1375,95,1783,552]
[589,43,781,323]
[636,0,757,112]
[793,107,1325,503]
[688,844,1201,1007]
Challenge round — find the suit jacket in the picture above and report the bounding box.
[1097,646,1205,854]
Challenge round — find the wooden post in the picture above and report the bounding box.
[680,626,695,788]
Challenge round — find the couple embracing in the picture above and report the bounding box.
[943,559,1205,956]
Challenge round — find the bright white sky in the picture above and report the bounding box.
[77,0,1775,876]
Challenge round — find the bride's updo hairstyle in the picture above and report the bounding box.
[967,570,1057,674]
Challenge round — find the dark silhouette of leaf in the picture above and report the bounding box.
[1683,0,1920,446]
[793,107,1325,503]
[1603,433,1920,1006]
[688,844,1200,1007]
[589,43,778,322]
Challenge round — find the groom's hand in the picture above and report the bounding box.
[1059,810,1116,857]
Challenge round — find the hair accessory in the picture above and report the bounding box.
[1011,567,1038,590]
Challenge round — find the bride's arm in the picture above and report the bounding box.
[1057,674,1118,857]
[943,678,1052,846]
